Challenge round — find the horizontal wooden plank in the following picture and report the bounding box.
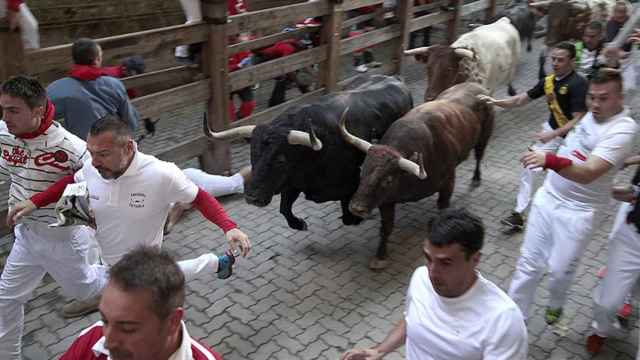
[230,87,326,128]
[413,0,448,13]
[24,22,208,75]
[227,1,331,34]
[461,0,490,16]
[155,136,209,164]
[132,79,210,120]
[229,45,327,91]
[410,10,452,32]
[342,12,377,29]
[229,26,319,54]
[248,0,306,10]
[122,65,203,96]
[339,0,384,12]
[340,24,401,55]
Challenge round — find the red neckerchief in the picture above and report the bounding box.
[69,64,125,81]
[17,99,55,139]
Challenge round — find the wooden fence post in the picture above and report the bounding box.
[200,0,231,175]
[446,0,463,43]
[0,21,25,81]
[394,0,413,75]
[485,0,497,22]
[320,0,343,93]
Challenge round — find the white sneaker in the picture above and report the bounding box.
[355,64,369,73]
[63,295,101,318]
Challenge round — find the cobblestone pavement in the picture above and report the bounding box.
[8,30,640,359]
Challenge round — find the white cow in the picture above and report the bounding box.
[405,17,521,101]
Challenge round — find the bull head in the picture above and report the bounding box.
[406,45,474,102]
[338,108,427,179]
[202,113,322,150]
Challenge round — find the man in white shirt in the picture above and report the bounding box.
[508,68,638,325]
[341,209,528,360]
[586,172,640,354]
[576,21,606,79]
[9,115,251,317]
[0,75,106,359]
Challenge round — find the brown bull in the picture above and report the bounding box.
[339,83,494,269]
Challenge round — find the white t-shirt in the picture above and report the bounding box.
[545,109,638,208]
[75,151,198,265]
[404,267,527,360]
[577,47,601,77]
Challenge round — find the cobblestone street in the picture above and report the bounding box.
[7,33,640,359]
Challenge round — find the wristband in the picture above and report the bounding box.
[544,153,572,172]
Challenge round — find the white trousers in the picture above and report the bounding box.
[175,0,202,58]
[592,202,640,337]
[183,168,244,197]
[0,224,107,359]
[0,3,39,49]
[514,122,563,214]
[508,188,601,319]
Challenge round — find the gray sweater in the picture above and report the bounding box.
[47,76,139,140]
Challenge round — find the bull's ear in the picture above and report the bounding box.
[409,152,420,163]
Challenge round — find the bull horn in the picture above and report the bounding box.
[528,0,551,8]
[338,107,372,153]
[454,48,474,59]
[398,152,428,179]
[404,46,433,56]
[203,113,255,140]
[287,130,323,151]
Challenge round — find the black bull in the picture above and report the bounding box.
[339,82,494,269]
[204,75,413,231]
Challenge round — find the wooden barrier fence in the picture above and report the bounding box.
[0,0,496,233]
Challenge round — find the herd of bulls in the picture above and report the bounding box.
[203,0,623,270]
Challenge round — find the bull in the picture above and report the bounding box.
[339,82,494,269]
[470,1,540,52]
[405,17,521,102]
[204,75,413,231]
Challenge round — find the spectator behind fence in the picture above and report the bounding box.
[1,0,39,48]
[341,209,528,360]
[47,38,140,141]
[60,246,224,360]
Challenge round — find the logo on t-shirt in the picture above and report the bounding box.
[2,146,28,166]
[34,150,70,171]
[129,193,146,208]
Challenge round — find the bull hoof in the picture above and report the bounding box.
[507,86,517,96]
[369,257,390,270]
[287,218,308,231]
[471,178,481,188]
[342,214,364,226]
[527,43,532,52]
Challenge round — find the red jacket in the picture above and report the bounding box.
[258,39,298,59]
[59,322,223,360]
[7,0,22,11]
[228,50,252,72]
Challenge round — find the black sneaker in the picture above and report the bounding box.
[501,212,524,230]
[217,250,236,279]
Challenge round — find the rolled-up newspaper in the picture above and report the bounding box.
[49,182,96,228]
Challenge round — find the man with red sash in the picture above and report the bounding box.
[46,38,141,141]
